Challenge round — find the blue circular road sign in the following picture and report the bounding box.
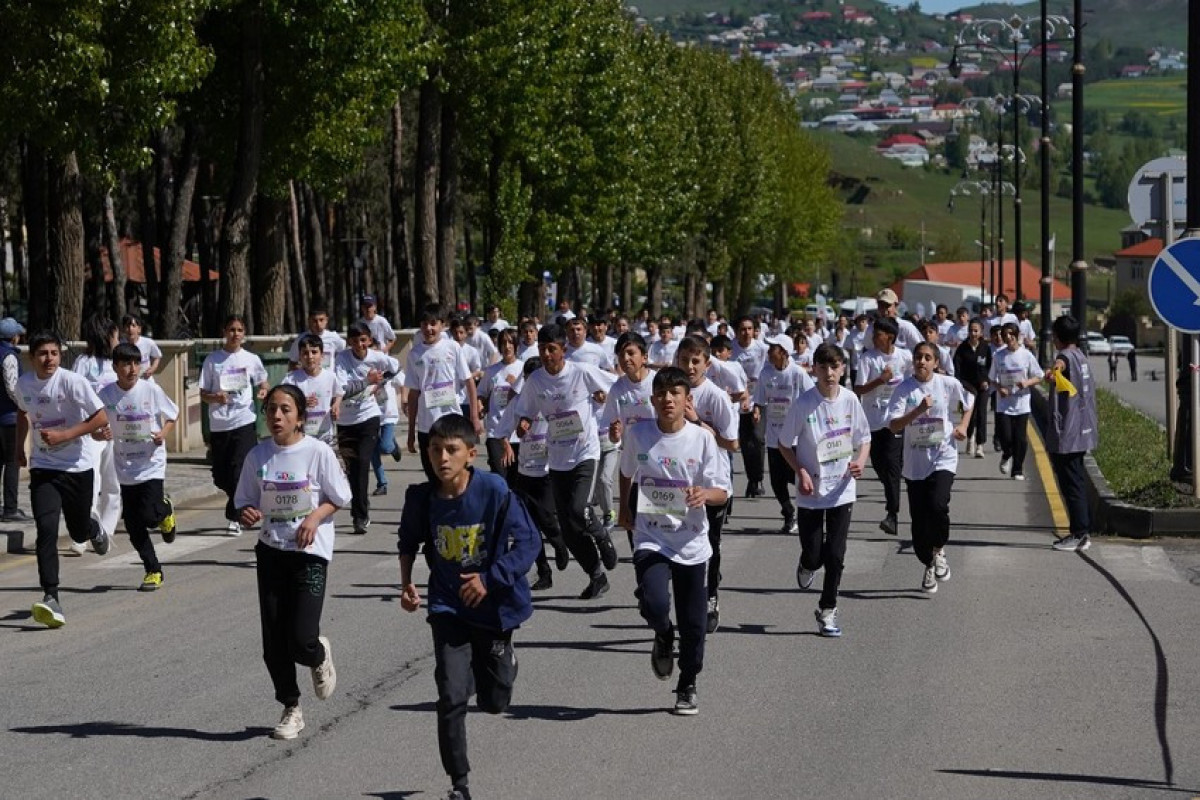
[1148,238,1200,334]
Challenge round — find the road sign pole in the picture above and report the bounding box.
[1163,176,1178,459]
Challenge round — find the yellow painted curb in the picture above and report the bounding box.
[1027,418,1069,537]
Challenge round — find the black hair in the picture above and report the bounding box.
[429,413,478,447]
[523,356,542,378]
[266,384,308,425]
[309,305,329,318]
[495,328,518,351]
[448,314,467,331]
[1052,314,1081,346]
[297,333,323,352]
[652,366,691,395]
[1000,321,1020,340]
[111,342,143,365]
[120,314,143,329]
[346,322,373,340]
[956,306,969,316]
[710,334,733,352]
[83,314,118,359]
[916,318,938,335]
[615,332,647,355]
[872,317,898,340]
[813,342,845,366]
[537,324,566,346]
[28,331,62,352]
[734,314,756,329]
[223,314,246,330]
[912,341,940,363]
[996,293,1010,304]
[418,303,445,324]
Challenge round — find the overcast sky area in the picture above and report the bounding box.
[883,1,1020,13]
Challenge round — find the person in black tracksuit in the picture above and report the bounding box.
[952,319,991,458]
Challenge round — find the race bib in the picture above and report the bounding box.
[32,418,68,451]
[875,381,897,408]
[114,412,154,442]
[304,410,328,437]
[767,397,790,421]
[637,477,688,517]
[523,434,547,463]
[548,410,583,442]
[260,478,311,521]
[492,385,512,410]
[219,367,249,392]
[910,417,945,447]
[425,380,456,409]
[1001,369,1022,390]
[818,427,853,463]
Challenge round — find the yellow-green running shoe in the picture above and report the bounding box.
[139,572,164,592]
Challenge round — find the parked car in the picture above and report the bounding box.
[1108,335,1134,355]
[1082,332,1111,355]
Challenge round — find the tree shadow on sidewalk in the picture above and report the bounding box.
[10,720,269,741]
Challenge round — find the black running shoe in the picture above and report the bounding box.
[578,573,610,600]
[595,529,618,570]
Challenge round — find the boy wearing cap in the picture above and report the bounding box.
[0,317,27,521]
[358,295,396,354]
[754,335,815,535]
[868,290,922,350]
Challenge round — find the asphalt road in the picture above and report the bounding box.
[1,440,1198,800]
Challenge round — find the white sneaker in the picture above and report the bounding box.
[69,541,88,556]
[312,636,336,700]
[933,549,950,581]
[271,704,304,740]
[226,521,242,537]
[973,442,985,459]
[1012,474,1026,481]
[921,565,938,593]
[999,457,1011,475]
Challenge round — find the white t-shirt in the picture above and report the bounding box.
[512,361,615,471]
[1018,318,1037,345]
[620,421,724,566]
[985,312,1019,336]
[567,340,611,369]
[335,349,397,426]
[281,368,344,445]
[865,318,923,350]
[98,379,178,484]
[457,342,483,404]
[732,339,769,402]
[706,358,747,405]
[359,314,396,350]
[71,354,118,394]
[754,362,815,447]
[647,339,679,368]
[404,337,473,433]
[886,373,974,480]
[516,341,540,362]
[855,347,914,431]
[778,385,871,509]
[479,360,525,439]
[201,348,268,432]
[945,323,970,347]
[377,372,405,425]
[235,436,352,562]
[468,328,499,366]
[600,371,656,433]
[129,337,163,372]
[989,346,1042,415]
[287,329,346,369]
[15,368,105,472]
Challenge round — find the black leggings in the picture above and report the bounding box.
[30,468,98,595]
[121,479,170,574]
[255,543,329,707]
[797,503,852,610]
[906,470,955,566]
[996,413,1030,476]
[337,417,381,522]
[211,423,258,521]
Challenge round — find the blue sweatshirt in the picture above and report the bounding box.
[398,468,538,631]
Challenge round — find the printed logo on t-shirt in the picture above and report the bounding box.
[436,523,486,568]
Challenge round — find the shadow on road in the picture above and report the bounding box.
[10,721,269,742]
[938,768,1193,794]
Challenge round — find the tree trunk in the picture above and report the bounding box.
[47,151,86,339]
[152,127,175,330]
[192,185,217,336]
[162,122,200,338]
[437,99,459,310]
[0,198,8,316]
[597,261,613,314]
[137,171,158,326]
[104,191,128,320]
[683,271,696,320]
[712,279,726,319]
[287,180,308,328]
[620,261,632,314]
[388,100,414,326]
[414,77,440,308]
[11,199,28,311]
[518,280,542,320]
[464,222,476,313]
[647,265,662,318]
[302,184,327,309]
[21,140,50,332]
[82,182,107,315]
[253,196,288,334]
[219,3,265,331]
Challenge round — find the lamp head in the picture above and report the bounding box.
[948,48,963,79]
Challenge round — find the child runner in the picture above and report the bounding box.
[754,335,815,535]
[853,317,912,537]
[405,304,480,481]
[71,315,122,553]
[282,333,344,450]
[96,343,179,592]
[1045,315,1099,552]
[15,331,110,627]
[952,319,991,458]
[358,294,397,353]
[778,343,871,637]
[236,384,350,740]
[495,357,569,589]
[398,414,540,800]
[334,323,395,533]
[370,370,406,496]
[731,316,768,497]
[513,324,618,599]
[479,329,524,477]
[120,314,163,379]
[886,341,973,593]
[287,306,345,369]
[0,317,27,522]
[673,336,738,632]
[918,319,955,376]
[619,366,728,715]
[789,327,814,373]
[200,315,270,536]
[600,332,657,549]
[989,322,1042,480]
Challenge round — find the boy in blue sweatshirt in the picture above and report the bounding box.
[398,413,540,800]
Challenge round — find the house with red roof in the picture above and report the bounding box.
[1114,237,1163,303]
[890,260,1070,308]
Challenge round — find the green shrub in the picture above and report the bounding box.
[1092,389,1200,507]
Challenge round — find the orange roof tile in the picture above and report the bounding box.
[890,259,1070,301]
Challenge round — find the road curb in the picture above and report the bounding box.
[1032,388,1200,538]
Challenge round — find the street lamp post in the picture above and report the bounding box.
[950,178,1015,306]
